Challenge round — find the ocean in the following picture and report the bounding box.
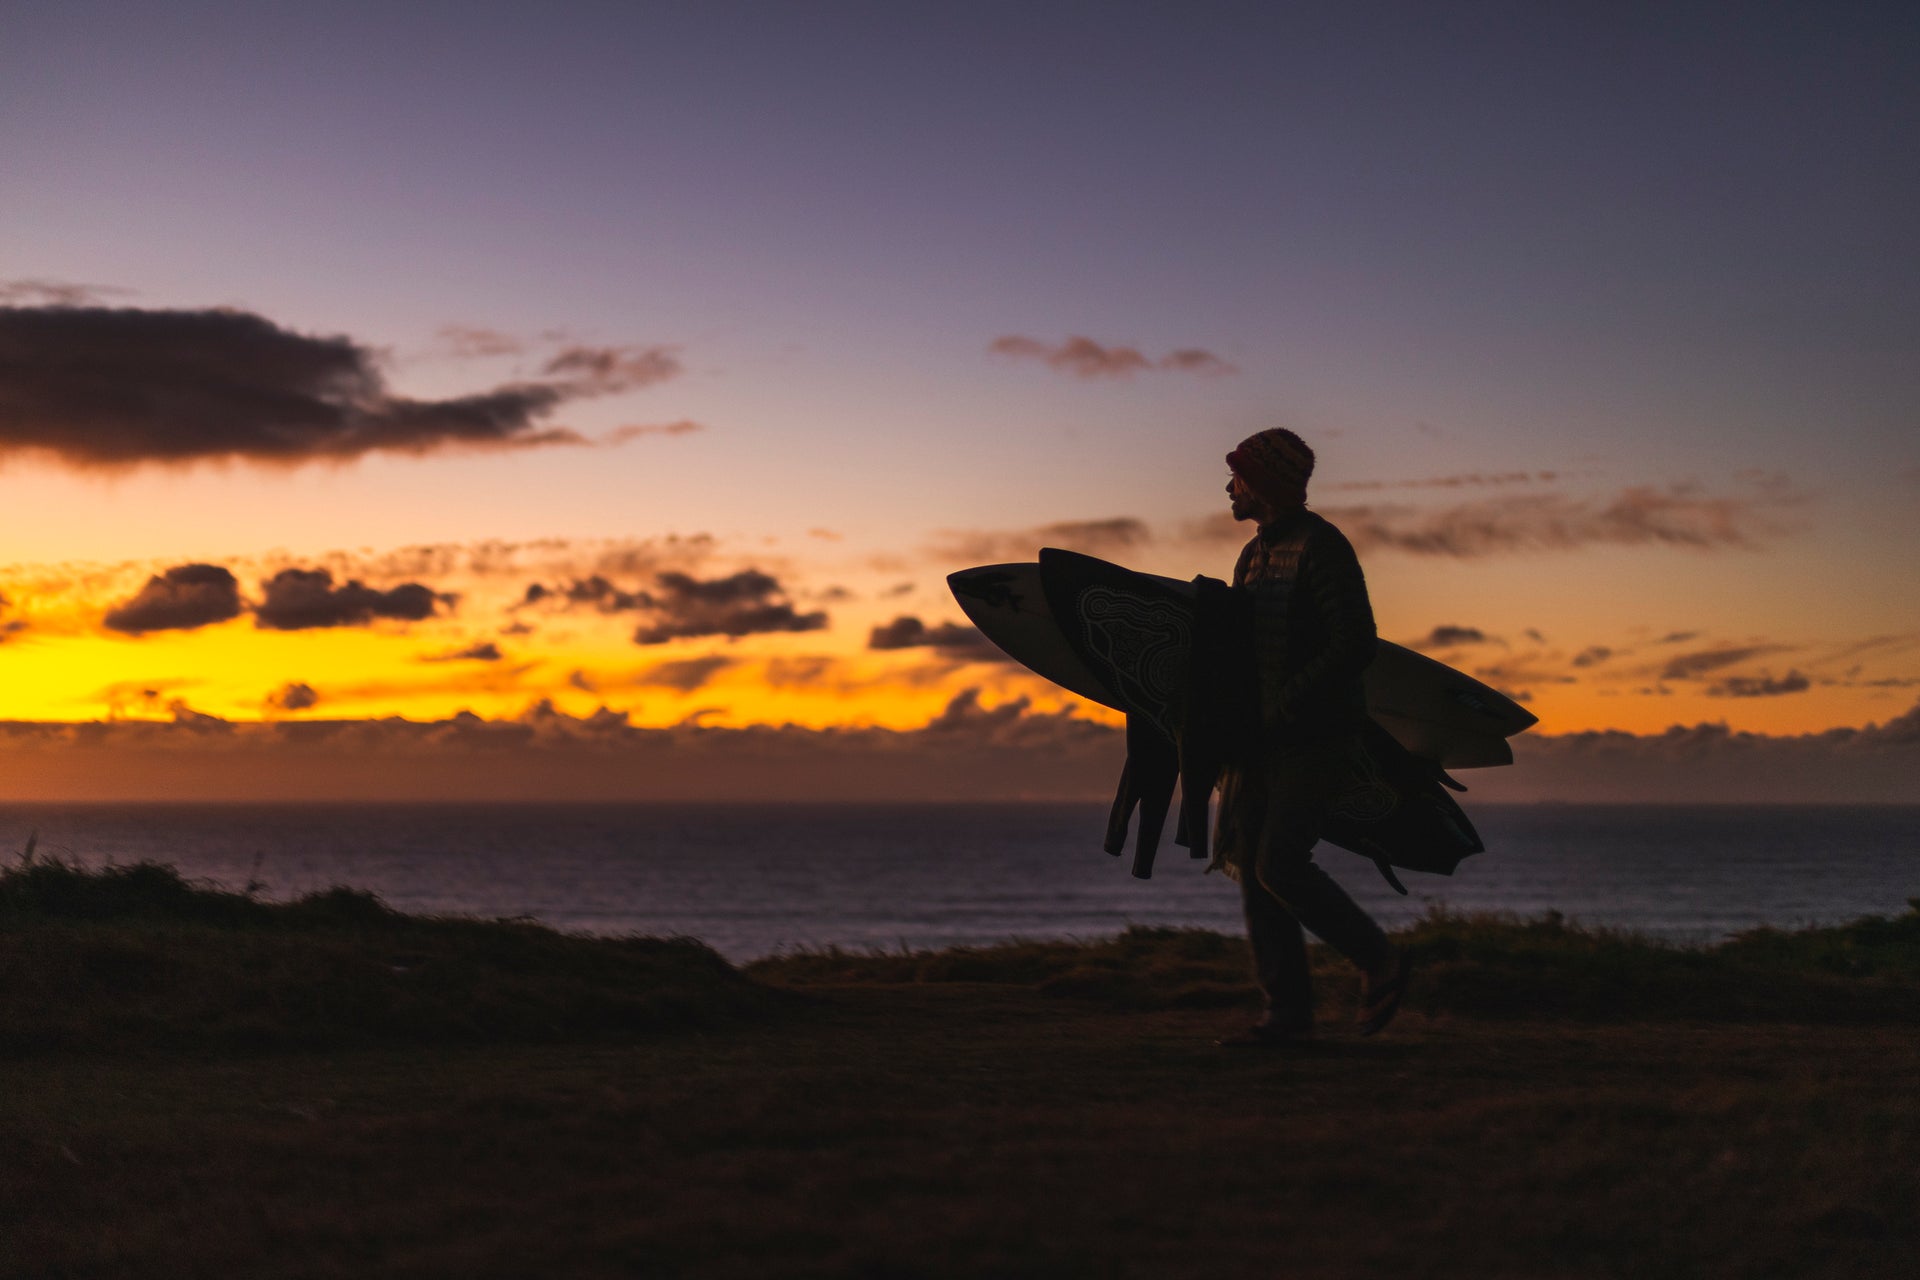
[4,803,1915,962]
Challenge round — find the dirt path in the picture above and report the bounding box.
[6,986,1915,1279]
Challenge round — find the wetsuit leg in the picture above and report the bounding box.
[1250,742,1391,974]
[1241,868,1313,1029]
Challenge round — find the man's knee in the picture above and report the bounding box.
[1253,846,1320,905]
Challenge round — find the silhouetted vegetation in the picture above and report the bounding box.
[753,905,1920,1025]
[0,856,773,1053]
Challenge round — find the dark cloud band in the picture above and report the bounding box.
[0,305,680,467]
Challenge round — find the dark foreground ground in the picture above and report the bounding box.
[3,862,1917,1279]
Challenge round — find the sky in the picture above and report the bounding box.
[1,1,1916,801]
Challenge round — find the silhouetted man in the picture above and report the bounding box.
[1214,428,1408,1045]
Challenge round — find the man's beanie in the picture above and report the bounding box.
[1227,428,1315,507]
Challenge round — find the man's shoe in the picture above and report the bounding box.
[1357,948,1411,1037]
[1216,1020,1311,1048]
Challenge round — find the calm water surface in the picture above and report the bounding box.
[3,803,1914,961]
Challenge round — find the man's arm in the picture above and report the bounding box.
[1272,524,1377,724]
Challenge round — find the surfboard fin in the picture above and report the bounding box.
[1437,769,1467,792]
[1374,859,1410,895]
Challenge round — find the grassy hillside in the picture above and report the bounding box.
[5,859,1919,1278]
[750,904,1920,1025]
[6,857,1918,1055]
[0,857,774,1053]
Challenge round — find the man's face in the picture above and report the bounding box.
[1227,472,1264,522]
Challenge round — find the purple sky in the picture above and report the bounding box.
[1,2,1916,797]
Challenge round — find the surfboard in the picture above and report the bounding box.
[1033,549,1511,883]
[947,558,1535,771]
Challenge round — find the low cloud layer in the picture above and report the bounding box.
[0,699,1911,804]
[1477,703,1920,804]
[0,304,681,467]
[988,335,1236,378]
[102,564,243,634]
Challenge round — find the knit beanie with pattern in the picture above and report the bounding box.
[1227,428,1314,507]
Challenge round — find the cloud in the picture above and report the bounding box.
[1323,471,1562,492]
[0,305,684,467]
[760,656,837,690]
[436,325,524,358]
[1659,645,1792,681]
[264,681,319,712]
[101,564,243,634]
[1816,633,1920,667]
[631,569,828,645]
[0,279,131,306]
[255,568,446,631]
[604,420,704,444]
[539,344,681,394]
[1179,512,1247,546]
[920,688,1118,749]
[422,642,504,663]
[1315,484,1806,557]
[1405,625,1495,651]
[633,655,734,692]
[1156,348,1238,375]
[1470,656,1578,698]
[523,569,827,645]
[931,516,1151,564]
[754,654,966,696]
[867,615,999,657]
[522,575,647,612]
[1709,670,1811,698]
[1571,646,1614,668]
[988,335,1237,378]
